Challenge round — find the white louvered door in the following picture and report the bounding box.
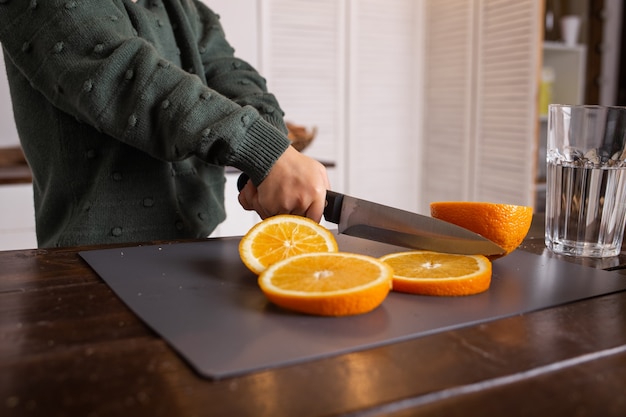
[347,0,420,211]
[259,0,347,191]
[209,0,542,233]
[421,0,475,207]
[260,0,421,211]
[420,0,542,210]
[473,0,542,205]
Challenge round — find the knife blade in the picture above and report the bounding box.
[236,173,504,256]
[324,191,505,256]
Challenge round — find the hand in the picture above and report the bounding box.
[238,146,330,222]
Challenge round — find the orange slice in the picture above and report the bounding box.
[258,252,393,316]
[239,214,338,275]
[430,201,533,259]
[380,251,492,296]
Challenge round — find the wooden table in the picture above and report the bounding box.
[2,218,626,417]
[0,146,31,185]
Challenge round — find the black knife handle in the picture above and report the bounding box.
[237,173,250,192]
[324,190,343,224]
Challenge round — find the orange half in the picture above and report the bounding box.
[430,201,532,259]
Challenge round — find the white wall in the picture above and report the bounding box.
[203,0,259,67]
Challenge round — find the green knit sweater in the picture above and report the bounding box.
[0,0,291,247]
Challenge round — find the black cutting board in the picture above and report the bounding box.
[79,234,626,380]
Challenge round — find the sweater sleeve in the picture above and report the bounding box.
[191,1,288,132]
[0,0,290,185]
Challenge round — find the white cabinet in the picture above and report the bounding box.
[0,184,36,251]
[0,47,36,251]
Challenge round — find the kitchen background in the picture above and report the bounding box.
[0,0,622,250]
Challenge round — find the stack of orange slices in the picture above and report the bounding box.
[239,214,391,316]
[238,202,532,316]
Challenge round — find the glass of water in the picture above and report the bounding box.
[545,104,626,257]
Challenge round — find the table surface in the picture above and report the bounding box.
[0,146,31,185]
[2,217,626,417]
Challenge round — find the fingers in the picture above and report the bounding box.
[304,187,327,222]
[241,181,325,221]
[238,179,276,219]
[238,180,261,214]
[237,148,330,223]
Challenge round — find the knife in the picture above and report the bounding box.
[236,174,505,256]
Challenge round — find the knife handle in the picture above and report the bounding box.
[324,190,343,224]
[236,173,249,192]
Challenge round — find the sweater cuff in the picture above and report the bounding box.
[261,112,289,135]
[231,119,291,186]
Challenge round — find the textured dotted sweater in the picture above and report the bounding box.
[0,0,292,247]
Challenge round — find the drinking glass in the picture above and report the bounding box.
[545,104,626,257]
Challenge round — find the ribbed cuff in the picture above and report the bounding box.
[261,112,288,135]
[230,119,291,186]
